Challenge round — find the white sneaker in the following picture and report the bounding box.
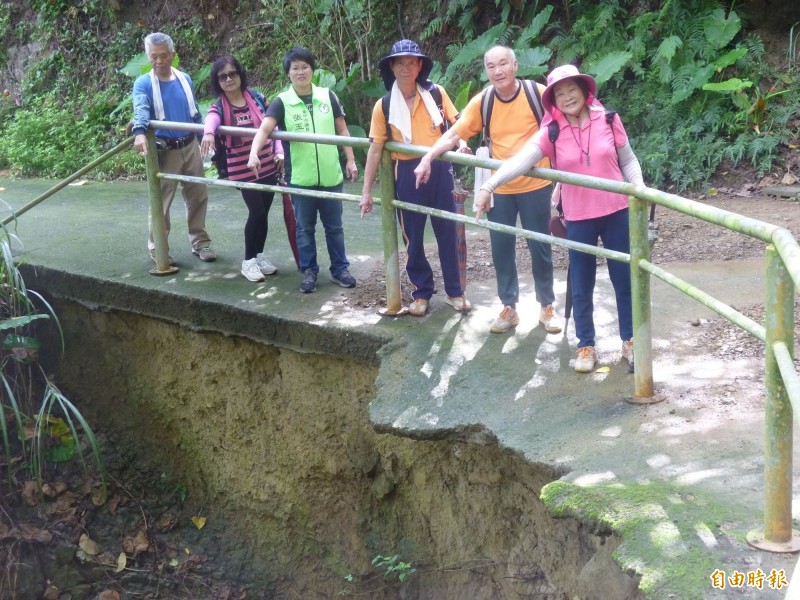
[256,252,278,275]
[574,346,598,373]
[539,304,563,333]
[241,258,265,282]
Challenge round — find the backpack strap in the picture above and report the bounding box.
[383,85,447,143]
[251,89,268,114]
[520,79,545,125]
[480,86,495,154]
[480,80,544,157]
[382,93,392,142]
[429,85,446,135]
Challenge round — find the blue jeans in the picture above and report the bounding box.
[488,186,555,307]
[567,208,632,348]
[291,183,350,276]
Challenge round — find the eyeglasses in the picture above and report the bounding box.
[217,71,240,82]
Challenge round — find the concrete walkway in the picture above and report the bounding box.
[2,176,798,598]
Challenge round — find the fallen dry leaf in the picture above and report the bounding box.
[79,533,101,555]
[782,172,798,185]
[42,481,68,497]
[97,591,120,600]
[595,366,611,373]
[21,481,38,506]
[91,486,107,507]
[157,511,178,532]
[115,552,127,573]
[18,524,53,544]
[46,491,77,516]
[191,515,206,530]
[177,553,206,574]
[122,530,150,558]
[107,495,121,516]
[42,584,60,600]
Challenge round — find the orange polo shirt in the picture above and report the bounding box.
[454,81,551,194]
[368,84,460,161]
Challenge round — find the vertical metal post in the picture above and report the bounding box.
[378,151,406,316]
[145,131,178,275]
[748,245,799,551]
[628,194,657,402]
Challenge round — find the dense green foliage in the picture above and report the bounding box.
[0,0,797,191]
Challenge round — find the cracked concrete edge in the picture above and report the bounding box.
[19,264,389,367]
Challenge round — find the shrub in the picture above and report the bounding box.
[0,95,136,179]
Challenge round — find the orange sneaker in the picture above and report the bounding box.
[539,304,562,333]
[574,346,597,373]
[490,306,520,333]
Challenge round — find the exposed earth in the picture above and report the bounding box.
[3,172,800,599]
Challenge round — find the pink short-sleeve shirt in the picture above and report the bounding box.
[539,105,630,221]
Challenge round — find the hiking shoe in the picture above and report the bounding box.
[574,346,598,373]
[539,304,562,333]
[300,269,317,293]
[330,269,356,288]
[408,299,429,317]
[256,253,278,275]
[490,306,519,333]
[622,339,634,364]
[241,258,265,282]
[444,296,472,313]
[192,246,217,262]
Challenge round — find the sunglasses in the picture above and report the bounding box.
[217,71,240,82]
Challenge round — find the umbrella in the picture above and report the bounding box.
[453,176,468,292]
[279,176,300,269]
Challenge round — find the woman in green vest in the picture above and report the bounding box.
[248,47,358,294]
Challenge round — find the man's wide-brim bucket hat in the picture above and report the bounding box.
[541,64,598,114]
[379,39,434,91]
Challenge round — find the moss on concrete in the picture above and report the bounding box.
[541,480,770,599]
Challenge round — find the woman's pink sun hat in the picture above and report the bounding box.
[542,64,598,114]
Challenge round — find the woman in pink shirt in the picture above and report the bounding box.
[476,65,644,374]
[201,55,284,283]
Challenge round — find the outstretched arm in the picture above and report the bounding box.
[360,142,384,217]
[474,130,546,220]
[414,128,464,188]
[474,130,546,219]
[247,116,278,177]
[617,142,644,186]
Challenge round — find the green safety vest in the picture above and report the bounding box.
[280,85,343,187]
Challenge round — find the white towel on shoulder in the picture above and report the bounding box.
[387,82,443,144]
[150,68,198,121]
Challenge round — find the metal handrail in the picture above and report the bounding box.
[175,120,800,559]
[19,119,794,562]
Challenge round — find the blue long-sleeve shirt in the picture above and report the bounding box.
[131,71,201,139]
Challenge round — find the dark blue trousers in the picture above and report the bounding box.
[395,159,463,301]
[567,208,633,348]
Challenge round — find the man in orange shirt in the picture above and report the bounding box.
[415,46,561,335]
[360,40,470,317]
